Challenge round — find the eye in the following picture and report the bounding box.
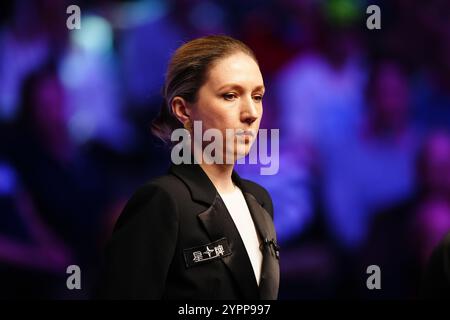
[222,93,238,101]
[253,95,264,102]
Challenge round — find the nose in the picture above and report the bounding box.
[240,96,259,125]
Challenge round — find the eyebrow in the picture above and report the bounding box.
[217,83,265,92]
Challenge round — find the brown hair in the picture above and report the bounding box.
[150,35,258,143]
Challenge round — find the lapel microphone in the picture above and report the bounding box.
[262,238,280,259]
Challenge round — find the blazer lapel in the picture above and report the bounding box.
[197,195,260,299]
[243,192,280,300]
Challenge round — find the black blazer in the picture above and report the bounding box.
[99,162,279,300]
[421,231,450,299]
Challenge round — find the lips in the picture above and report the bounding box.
[235,129,255,137]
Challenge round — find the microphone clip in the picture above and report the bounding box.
[262,238,280,260]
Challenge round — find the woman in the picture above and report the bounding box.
[100,35,279,299]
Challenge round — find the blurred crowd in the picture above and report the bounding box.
[0,0,449,299]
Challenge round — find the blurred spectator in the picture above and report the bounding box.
[0,0,68,120]
[2,62,109,298]
[322,61,419,250]
[0,158,73,298]
[412,132,450,265]
[275,25,370,251]
[360,130,450,298]
[59,11,134,153]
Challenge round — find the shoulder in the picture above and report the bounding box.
[128,173,189,202]
[113,174,186,232]
[240,178,274,218]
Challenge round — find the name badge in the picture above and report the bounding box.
[183,237,232,268]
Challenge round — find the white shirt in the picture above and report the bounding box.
[218,185,263,285]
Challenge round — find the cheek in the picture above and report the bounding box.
[257,106,263,121]
[196,103,236,130]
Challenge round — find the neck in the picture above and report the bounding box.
[199,162,236,194]
[192,145,237,194]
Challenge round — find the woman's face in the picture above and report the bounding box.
[190,51,264,162]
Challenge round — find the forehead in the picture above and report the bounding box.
[205,52,263,89]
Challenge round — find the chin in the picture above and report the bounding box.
[234,146,252,161]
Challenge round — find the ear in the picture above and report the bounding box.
[171,96,191,126]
